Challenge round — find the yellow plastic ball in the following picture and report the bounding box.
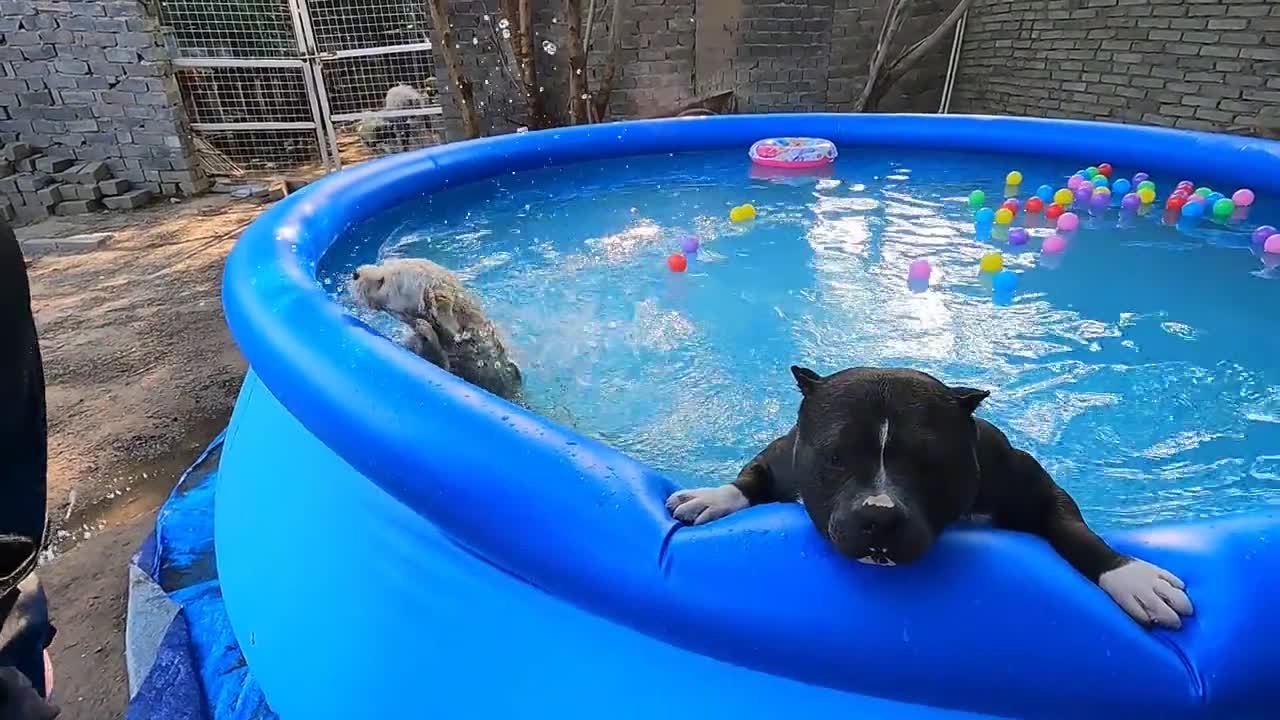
[979,252,1003,273]
[1053,188,1073,206]
[994,208,1014,225]
[1137,188,1156,205]
[1006,170,1023,186]
[730,204,757,223]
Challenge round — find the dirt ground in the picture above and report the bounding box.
[16,194,266,719]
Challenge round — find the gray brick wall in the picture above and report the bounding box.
[951,0,1280,135]
[0,0,203,223]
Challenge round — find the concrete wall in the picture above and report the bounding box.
[950,0,1280,135]
[0,0,203,224]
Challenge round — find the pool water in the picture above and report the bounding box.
[318,148,1280,529]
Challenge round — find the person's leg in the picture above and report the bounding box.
[0,575,54,699]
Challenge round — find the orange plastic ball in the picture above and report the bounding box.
[667,253,688,272]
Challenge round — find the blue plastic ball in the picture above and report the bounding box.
[1205,191,1226,205]
[1181,200,1205,218]
[1036,184,1054,202]
[975,207,995,224]
[992,269,1018,294]
[1093,175,1109,189]
[1111,178,1132,196]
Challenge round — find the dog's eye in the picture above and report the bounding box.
[375,277,385,289]
[825,452,842,467]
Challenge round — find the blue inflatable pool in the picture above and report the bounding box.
[218,115,1280,719]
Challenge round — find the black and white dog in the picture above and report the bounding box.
[667,366,1193,629]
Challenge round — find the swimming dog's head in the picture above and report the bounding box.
[351,258,462,337]
[788,366,988,567]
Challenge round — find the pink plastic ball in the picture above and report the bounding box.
[907,258,932,281]
[1042,235,1067,254]
[1265,234,1280,255]
[1057,212,1080,232]
[1079,180,1094,193]
[1232,189,1256,207]
[1067,175,1084,190]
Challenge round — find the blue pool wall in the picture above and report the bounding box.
[218,114,1280,719]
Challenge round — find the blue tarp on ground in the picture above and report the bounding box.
[125,432,276,720]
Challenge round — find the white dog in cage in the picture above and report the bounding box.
[356,81,440,155]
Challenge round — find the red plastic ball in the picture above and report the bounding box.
[1166,196,1187,211]
[1045,203,1065,220]
[1097,163,1113,177]
[1025,197,1045,213]
[1001,199,1019,213]
[667,253,688,272]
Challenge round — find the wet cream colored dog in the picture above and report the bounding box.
[351,258,523,400]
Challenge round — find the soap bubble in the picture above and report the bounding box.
[542,40,558,55]
[502,28,511,38]
[498,18,510,29]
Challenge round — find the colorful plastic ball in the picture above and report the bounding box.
[1266,235,1280,254]
[1181,200,1205,218]
[1093,186,1112,197]
[680,235,700,254]
[1186,193,1207,204]
[1053,188,1073,206]
[1205,191,1225,205]
[992,269,1018,294]
[1232,189,1256,207]
[1074,187,1092,206]
[729,204,756,223]
[1008,228,1029,246]
[1079,180,1095,193]
[1252,225,1278,243]
[1121,193,1142,211]
[1111,178,1132,196]
[1090,192,1109,210]
[1057,212,1080,231]
[1137,180,1156,193]
[976,207,996,224]
[968,190,986,209]
[1067,175,1085,190]
[1176,179,1193,189]
[1045,203,1065,220]
[1137,188,1156,205]
[1097,163,1113,177]
[1194,187,1213,198]
[979,252,1004,273]
[907,258,932,282]
[1042,234,1067,254]
[1025,197,1045,213]
[994,208,1014,225]
[1001,198,1020,214]
[1036,184,1054,202]
[1093,176,1110,190]
[1086,166,1099,178]
[1006,171,1023,185]
[1133,172,1150,185]
[1165,195,1187,212]
[667,253,688,272]
[1212,198,1235,217]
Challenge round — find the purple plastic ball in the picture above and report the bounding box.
[1121,193,1141,210]
[1090,192,1109,209]
[680,235,700,254]
[1074,187,1092,205]
[1133,172,1150,185]
[1253,225,1278,244]
[1008,228,1029,246]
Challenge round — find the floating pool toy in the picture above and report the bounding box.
[1233,189,1256,207]
[1079,180,1095,193]
[1194,187,1213,198]
[968,190,986,209]
[729,204,756,223]
[1001,198,1020,214]
[1036,184,1053,202]
[1053,188,1073,206]
[1206,192,1226,205]
[1122,193,1142,211]
[1025,197,1044,213]
[1252,225,1277,243]
[680,235,700,254]
[1089,193,1109,212]
[1042,234,1067,254]
[1134,172,1150,184]
[1067,175,1084,191]
[1165,195,1186,212]
[992,269,1018,293]
[1085,166,1099,178]
[1097,163,1113,177]
[1006,170,1023,185]
[1182,200,1205,218]
[1008,228,1029,246]
[1045,203,1065,220]
[979,252,1003,273]
[748,137,837,169]
[1212,198,1235,218]
[994,208,1014,225]
[1137,188,1156,205]
[1073,187,1092,206]
[907,258,931,282]
[1057,212,1080,231]
[975,207,995,224]
[1112,178,1132,195]
[1136,180,1156,192]
[1266,235,1280,254]
[667,253,688,272]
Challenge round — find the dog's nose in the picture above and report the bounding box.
[352,269,361,280]
[854,502,906,538]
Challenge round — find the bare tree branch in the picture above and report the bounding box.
[564,0,589,124]
[426,0,481,138]
[500,0,550,128]
[854,0,911,112]
[866,0,975,111]
[592,0,629,121]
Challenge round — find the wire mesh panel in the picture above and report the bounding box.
[305,0,433,53]
[158,0,300,59]
[178,66,315,126]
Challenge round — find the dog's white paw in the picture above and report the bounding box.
[1099,558,1194,629]
[666,485,749,525]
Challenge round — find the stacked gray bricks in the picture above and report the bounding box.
[950,0,1280,135]
[0,145,153,220]
[0,0,203,224]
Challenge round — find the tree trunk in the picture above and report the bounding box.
[426,0,481,139]
[499,0,550,128]
[592,0,629,121]
[853,0,911,112]
[866,0,975,111]
[564,0,588,124]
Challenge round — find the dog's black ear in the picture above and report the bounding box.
[950,386,990,414]
[791,366,823,395]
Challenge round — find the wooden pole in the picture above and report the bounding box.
[564,0,588,124]
[426,0,482,138]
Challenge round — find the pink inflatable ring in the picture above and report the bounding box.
[748,137,838,169]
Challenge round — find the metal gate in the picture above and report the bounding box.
[157,0,445,177]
